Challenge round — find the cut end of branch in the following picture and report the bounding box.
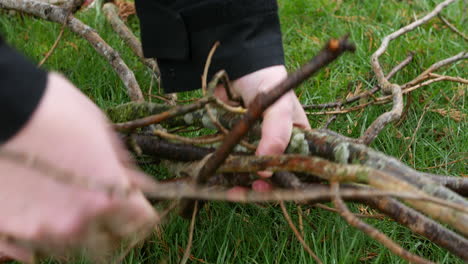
[327,35,356,53]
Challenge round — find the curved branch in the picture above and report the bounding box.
[0,0,144,101]
[363,0,457,145]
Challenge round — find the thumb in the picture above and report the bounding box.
[102,168,158,236]
[125,168,160,195]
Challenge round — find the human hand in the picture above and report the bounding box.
[215,65,311,192]
[0,73,156,262]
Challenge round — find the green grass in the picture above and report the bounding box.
[1,0,466,263]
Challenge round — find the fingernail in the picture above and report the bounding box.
[257,170,273,178]
[252,180,272,192]
[227,187,249,201]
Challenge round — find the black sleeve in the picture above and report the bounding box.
[135,0,284,93]
[0,36,47,143]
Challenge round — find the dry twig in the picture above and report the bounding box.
[438,14,468,41]
[153,129,224,145]
[303,52,414,110]
[306,73,467,116]
[362,0,457,145]
[38,20,66,66]
[331,183,434,264]
[180,201,198,264]
[313,203,385,219]
[399,104,431,160]
[279,201,322,264]
[114,96,215,131]
[103,2,160,76]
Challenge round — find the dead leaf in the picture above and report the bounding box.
[451,85,466,102]
[346,81,363,100]
[65,41,79,51]
[116,0,136,20]
[360,251,378,261]
[177,247,208,263]
[357,205,369,214]
[431,108,466,122]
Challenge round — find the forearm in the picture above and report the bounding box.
[0,36,47,143]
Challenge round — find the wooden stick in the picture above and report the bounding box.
[103,2,160,76]
[303,52,414,110]
[1,0,144,101]
[331,183,434,264]
[280,201,323,264]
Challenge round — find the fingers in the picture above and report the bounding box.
[292,95,312,129]
[256,106,293,157]
[256,98,293,178]
[101,190,157,238]
[214,84,230,103]
[251,180,273,192]
[214,84,241,106]
[0,241,33,264]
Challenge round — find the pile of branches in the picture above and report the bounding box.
[1,0,467,263]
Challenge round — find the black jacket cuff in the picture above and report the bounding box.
[0,37,47,143]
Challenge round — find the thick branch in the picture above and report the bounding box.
[102,2,160,76]
[0,0,144,101]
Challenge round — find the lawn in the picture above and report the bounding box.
[0,0,466,263]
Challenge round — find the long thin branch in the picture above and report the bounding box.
[38,17,66,66]
[305,74,467,116]
[331,183,434,264]
[217,155,468,212]
[362,196,468,261]
[403,51,467,88]
[279,201,322,264]
[153,129,223,145]
[114,96,215,131]
[180,201,198,264]
[141,182,447,204]
[313,203,385,219]
[399,104,430,160]
[102,2,160,76]
[0,0,144,101]
[303,52,414,110]
[438,14,468,41]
